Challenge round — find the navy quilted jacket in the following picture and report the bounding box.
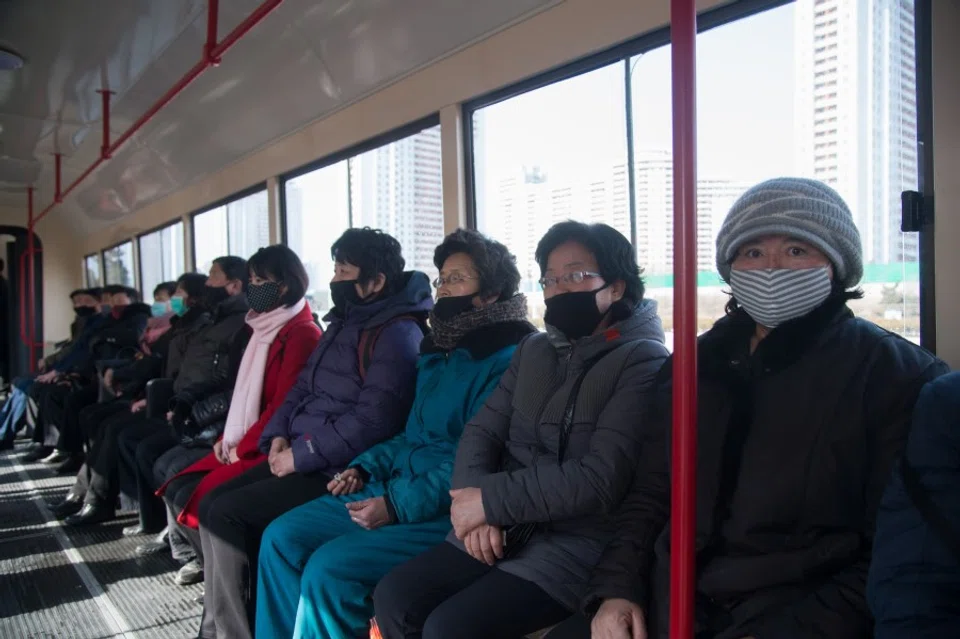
[259,272,432,475]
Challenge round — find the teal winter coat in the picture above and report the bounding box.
[351,319,536,524]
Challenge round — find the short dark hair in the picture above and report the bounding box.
[331,227,405,294]
[118,286,141,303]
[69,289,88,300]
[84,287,102,299]
[247,245,309,307]
[176,273,208,304]
[153,281,178,299]
[434,228,521,301]
[102,285,124,295]
[535,221,645,304]
[213,256,249,291]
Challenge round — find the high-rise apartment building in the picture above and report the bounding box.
[351,126,444,276]
[794,0,917,264]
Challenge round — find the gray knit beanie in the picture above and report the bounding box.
[715,177,863,288]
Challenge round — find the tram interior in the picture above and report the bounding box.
[0,0,958,637]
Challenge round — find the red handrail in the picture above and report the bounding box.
[32,0,286,226]
[22,0,287,371]
[669,1,698,638]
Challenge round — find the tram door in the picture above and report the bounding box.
[0,227,43,382]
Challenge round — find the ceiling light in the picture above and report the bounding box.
[0,48,25,71]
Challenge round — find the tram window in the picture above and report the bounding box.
[84,254,101,287]
[629,2,920,346]
[193,189,270,275]
[348,124,444,286]
[468,2,921,344]
[282,123,444,320]
[102,241,136,288]
[471,64,628,329]
[138,222,185,300]
[284,160,350,318]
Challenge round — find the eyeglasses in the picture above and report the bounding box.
[538,271,602,290]
[432,273,479,288]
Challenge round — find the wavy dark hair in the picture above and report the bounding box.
[434,228,521,301]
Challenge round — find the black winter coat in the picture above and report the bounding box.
[585,297,948,639]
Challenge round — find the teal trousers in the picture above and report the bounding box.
[255,484,450,639]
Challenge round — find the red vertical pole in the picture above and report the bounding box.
[669,0,698,638]
[98,90,114,159]
[205,0,222,65]
[54,153,62,202]
[26,187,37,372]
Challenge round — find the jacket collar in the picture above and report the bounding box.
[699,295,854,379]
[277,303,319,339]
[421,319,536,359]
[213,293,249,321]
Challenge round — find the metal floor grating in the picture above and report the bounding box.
[0,441,202,638]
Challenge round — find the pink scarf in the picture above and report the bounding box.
[222,298,307,450]
[141,313,174,354]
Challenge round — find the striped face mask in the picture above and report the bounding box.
[729,267,832,328]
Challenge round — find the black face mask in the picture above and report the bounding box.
[432,294,477,321]
[544,286,609,341]
[204,285,231,308]
[330,280,364,311]
[246,281,282,314]
[75,306,97,318]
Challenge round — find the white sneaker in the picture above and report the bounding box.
[41,450,68,464]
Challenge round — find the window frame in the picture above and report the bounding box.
[460,0,937,350]
[188,182,269,271]
[100,240,137,288]
[83,253,102,288]
[136,218,186,298]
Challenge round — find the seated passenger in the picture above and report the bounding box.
[50,274,211,524]
[868,372,960,639]
[1,288,101,451]
[24,289,111,461]
[560,178,948,639]
[38,286,151,471]
[153,245,321,586]
[256,229,535,639]
[117,257,251,533]
[195,228,431,639]
[51,273,204,519]
[372,221,669,639]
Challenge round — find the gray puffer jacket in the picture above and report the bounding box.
[449,298,669,610]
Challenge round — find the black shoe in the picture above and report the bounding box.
[64,503,115,527]
[23,446,53,462]
[50,495,84,519]
[55,454,84,475]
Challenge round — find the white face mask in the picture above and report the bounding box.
[729,267,832,328]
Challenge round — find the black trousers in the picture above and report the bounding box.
[29,382,60,447]
[84,411,159,508]
[70,404,132,503]
[197,461,331,639]
[54,385,99,453]
[118,426,177,531]
[542,614,591,639]
[372,542,569,639]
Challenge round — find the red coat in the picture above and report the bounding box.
[161,304,322,528]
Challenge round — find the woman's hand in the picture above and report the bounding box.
[463,524,503,565]
[591,599,647,639]
[103,368,114,390]
[130,399,147,413]
[268,437,290,463]
[269,448,295,477]
[213,440,232,464]
[449,488,487,539]
[346,497,393,530]
[328,468,365,495]
[228,447,239,464]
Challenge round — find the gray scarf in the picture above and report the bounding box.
[429,294,529,351]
